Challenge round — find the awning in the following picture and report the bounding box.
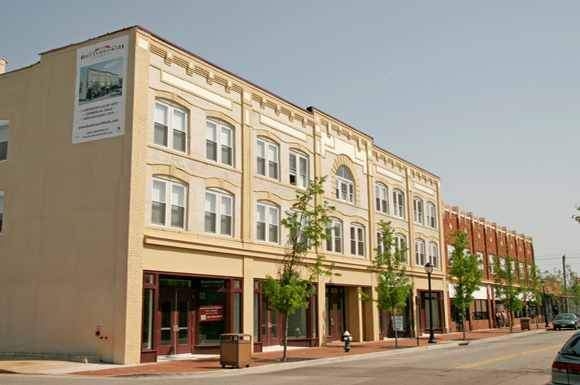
[448,284,488,300]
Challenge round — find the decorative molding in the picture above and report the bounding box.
[376,166,404,182]
[259,114,307,141]
[414,182,435,196]
[160,71,232,109]
[255,190,295,203]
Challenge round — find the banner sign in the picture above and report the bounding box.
[73,35,128,143]
[199,305,224,322]
[393,315,405,332]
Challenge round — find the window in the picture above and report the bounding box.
[205,189,233,236]
[153,101,187,152]
[256,138,279,179]
[476,252,484,272]
[428,242,439,268]
[375,183,389,214]
[426,202,437,228]
[206,119,234,166]
[0,191,4,232]
[488,254,495,275]
[395,234,407,263]
[376,231,385,255]
[289,151,309,188]
[473,299,489,320]
[0,120,8,161]
[256,202,279,243]
[415,239,426,266]
[335,166,354,203]
[326,218,343,253]
[393,189,405,218]
[413,198,424,224]
[350,224,365,257]
[151,177,187,229]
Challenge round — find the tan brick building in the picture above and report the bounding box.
[443,206,535,331]
[0,26,448,364]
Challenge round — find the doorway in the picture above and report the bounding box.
[158,282,196,355]
[326,286,346,341]
[419,290,443,333]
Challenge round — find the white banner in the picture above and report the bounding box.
[73,35,128,143]
[448,284,488,300]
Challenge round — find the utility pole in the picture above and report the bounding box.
[562,254,568,312]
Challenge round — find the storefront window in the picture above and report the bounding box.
[198,279,226,346]
[288,308,307,339]
[233,292,242,333]
[141,288,154,349]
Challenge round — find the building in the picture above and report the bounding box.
[0,26,448,364]
[443,206,535,331]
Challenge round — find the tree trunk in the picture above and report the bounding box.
[461,305,467,341]
[282,313,289,362]
[392,312,399,348]
[508,310,513,333]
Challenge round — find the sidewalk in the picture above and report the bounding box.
[70,325,544,377]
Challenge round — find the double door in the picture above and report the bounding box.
[158,286,196,355]
[326,286,346,341]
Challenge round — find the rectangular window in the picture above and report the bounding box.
[350,225,365,257]
[415,240,426,266]
[473,299,489,320]
[0,121,8,161]
[289,151,309,188]
[151,178,186,229]
[205,190,233,236]
[0,191,4,232]
[393,190,405,218]
[206,119,234,166]
[375,184,388,214]
[153,102,188,152]
[256,138,279,179]
[326,219,343,253]
[256,202,279,243]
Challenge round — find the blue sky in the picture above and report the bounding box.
[1,0,579,273]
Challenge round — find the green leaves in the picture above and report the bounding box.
[449,231,483,313]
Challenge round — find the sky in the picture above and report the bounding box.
[1,0,578,273]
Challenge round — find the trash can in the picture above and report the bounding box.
[520,317,531,331]
[220,333,252,368]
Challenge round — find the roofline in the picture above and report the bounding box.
[372,143,440,179]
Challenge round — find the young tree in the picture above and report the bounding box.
[263,177,333,362]
[373,221,412,348]
[527,264,544,329]
[448,231,482,340]
[496,255,523,333]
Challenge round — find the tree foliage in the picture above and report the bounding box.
[448,231,482,340]
[495,255,523,332]
[372,221,412,348]
[262,177,333,361]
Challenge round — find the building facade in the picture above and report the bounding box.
[0,26,448,364]
[443,206,535,332]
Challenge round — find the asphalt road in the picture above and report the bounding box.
[0,330,574,385]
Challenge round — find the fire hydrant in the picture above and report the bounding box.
[342,330,352,352]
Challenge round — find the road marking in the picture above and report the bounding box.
[456,344,561,369]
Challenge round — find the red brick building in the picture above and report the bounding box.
[443,206,535,331]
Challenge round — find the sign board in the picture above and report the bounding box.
[199,305,224,322]
[393,315,404,332]
[73,35,129,143]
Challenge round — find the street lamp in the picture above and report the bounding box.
[424,262,436,344]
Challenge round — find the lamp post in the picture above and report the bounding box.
[424,262,436,344]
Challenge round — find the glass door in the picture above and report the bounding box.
[157,285,194,355]
[326,286,345,341]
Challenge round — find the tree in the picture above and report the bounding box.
[526,264,543,329]
[495,255,523,333]
[448,231,482,340]
[372,221,412,348]
[262,177,333,362]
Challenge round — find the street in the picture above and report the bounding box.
[0,330,573,385]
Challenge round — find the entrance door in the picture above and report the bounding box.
[260,297,282,346]
[158,286,195,355]
[420,291,442,333]
[326,286,345,341]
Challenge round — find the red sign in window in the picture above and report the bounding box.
[199,305,224,322]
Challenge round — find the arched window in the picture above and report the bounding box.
[375,183,389,214]
[151,176,187,229]
[205,188,234,236]
[428,242,439,268]
[393,189,405,218]
[256,201,279,243]
[426,202,437,228]
[206,118,234,166]
[415,238,426,266]
[154,100,188,152]
[256,137,279,180]
[413,197,424,224]
[350,223,365,257]
[335,166,354,203]
[326,218,343,253]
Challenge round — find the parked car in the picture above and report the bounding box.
[552,331,580,384]
[554,314,580,330]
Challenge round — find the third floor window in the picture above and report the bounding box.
[413,197,424,224]
[375,183,389,214]
[256,138,279,180]
[393,189,405,219]
[335,166,354,203]
[289,151,309,188]
[153,101,187,153]
[206,119,234,166]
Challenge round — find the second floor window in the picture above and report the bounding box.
[413,197,424,224]
[151,177,187,229]
[326,218,343,253]
[0,120,8,161]
[395,234,408,262]
[476,252,484,272]
[428,242,439,268]
[415,239,426,266]
[335,166,354,203]
[206,119,233,166]
[350,224,365,257]
[393,189,405,218]
[289,151,309,188]
[375,183,388,214]
[426,202,438,228]
[256,202,279,243]
[205,189,233,236]
[256,138,279,179]
[488,254,495,275]
[154,101,187,152]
